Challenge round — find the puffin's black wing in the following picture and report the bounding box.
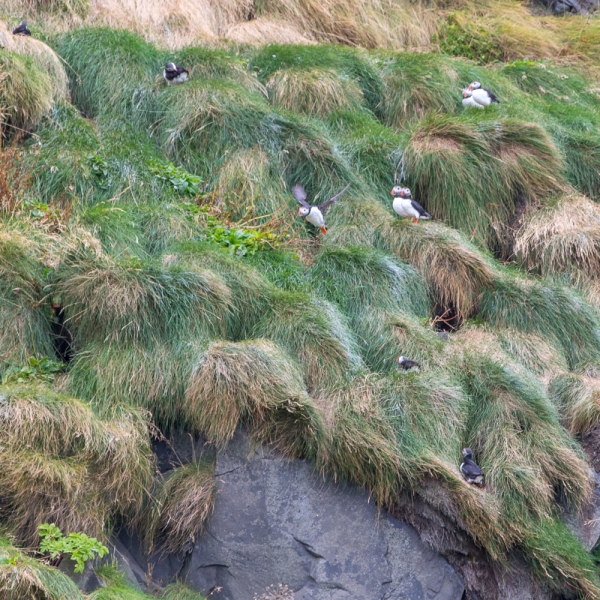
[410,200,431,218]
[292,185,311,209]
[12,21,31,35]
[461,459,483,478]
[403,359,421,369]
[318,183,350,214]
[484,89,500,104]
[177,66,189,76]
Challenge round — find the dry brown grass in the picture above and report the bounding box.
[146,460,215,555]
[224,18,313,45]
[266,68,365,117]
[185,340,325,457]
[0,22,68,103]
[550,372,600,435]
[379,220,497,321]
[515,191,600,282]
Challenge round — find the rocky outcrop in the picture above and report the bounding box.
[116,430,464,599]
[538,0,599,13]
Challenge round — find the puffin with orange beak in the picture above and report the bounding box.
[163,62,189,85]
[460,448,484,487]
[293,183,350,234]
[391,186,431,224]
[463,81,499,108]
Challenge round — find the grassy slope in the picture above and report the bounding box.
[3,1,600,598]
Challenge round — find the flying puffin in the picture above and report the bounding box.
[397,356,421,370]
[464,82,499,108]
[12,21,31,36]
[391,186,431,224]
[163,62,189,85]
[293,183,350,234]
[460,448,484,487]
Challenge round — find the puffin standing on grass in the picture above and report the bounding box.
[293,183,350,234]
[12,21,31,36]
[460,448,485,487]
[163,62,189,85]
[397,356,421,371]
[464,82,499,108]
[391,186,431,225]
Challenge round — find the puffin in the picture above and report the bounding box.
[397,356,421,370]
[293,183,350,234]
[163,62,189,85]
[12,21,31,36]
[465,82,499,108]
[391,186,431,224]
[462,88,481,109]
[460,448,484,487]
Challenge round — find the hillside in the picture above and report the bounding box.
[3,0,600,598]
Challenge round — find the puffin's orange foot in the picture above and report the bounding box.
[411,218,419,225]
[320,226,328,234]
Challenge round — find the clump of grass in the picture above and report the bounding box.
[160,583,206,600]
[514,191,600,282]
[252,291,362,389]
[0,534,83,600]
[401,114,561,253]
[145,459,215,555]
[0,50,53,138]
[266,68,365,118]
[66,339,205,430]
[378,220,497,321]
[55,28,160,122]
[479,274,600,368]
[52,247,231,346]
[0,384,154,544]
[185,339,325,458]
[250,44,383,113]
[549,373,600,435]
[379,52,459,128]
[0,230,55,374]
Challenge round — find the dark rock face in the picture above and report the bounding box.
[187,430,463,600]
[116,430,464,600]
[538,0,599,13]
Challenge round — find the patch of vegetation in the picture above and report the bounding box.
[2,356,65,385]
[148,159,202,197]
[38,523,108,573]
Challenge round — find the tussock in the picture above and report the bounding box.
[252,291,362,389]
[401,114,561,252]
[0,535,83,600]
[185,339,325,457]
[378,220,496,321]
[0,50,53,137]
[266,68,365,118]
[549,372,600,435]
[146,459,215,555]
[225,18,313,45]
[515,191,600,281]
[0,385,154,544]
[52,248,231,346]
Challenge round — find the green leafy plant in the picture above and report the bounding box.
[207,225,278,256]
[38,524,108,573]
[2,356,65,384]
[434,16,503,64]
[21,199,62,222]
[148,159,202,197]
[87,153,110,189]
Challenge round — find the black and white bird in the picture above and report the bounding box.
[396,356,421,370]
[391,186,431,225]
[293,183,350,234]
[12,21,31,36]
[463,82,499,108]
[163,62,189,85]
[460,448,484,487]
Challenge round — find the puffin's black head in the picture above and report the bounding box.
[165,62,176,70]
[462,448,473,459]
[468,81,481,91]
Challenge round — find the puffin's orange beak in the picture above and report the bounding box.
[467,84,473,91]
[396,356,401,362]
[390,189,395,196]
[297,209,302,216]
[463,90,468,98]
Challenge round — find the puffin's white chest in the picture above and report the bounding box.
[393,198,419,219]
[164,70,188,85]
[462,96,482,109]
[306,207,325,228]
[471,89,491,107]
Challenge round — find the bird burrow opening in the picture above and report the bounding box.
[431,303,462,333]
[51,303,74,364]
